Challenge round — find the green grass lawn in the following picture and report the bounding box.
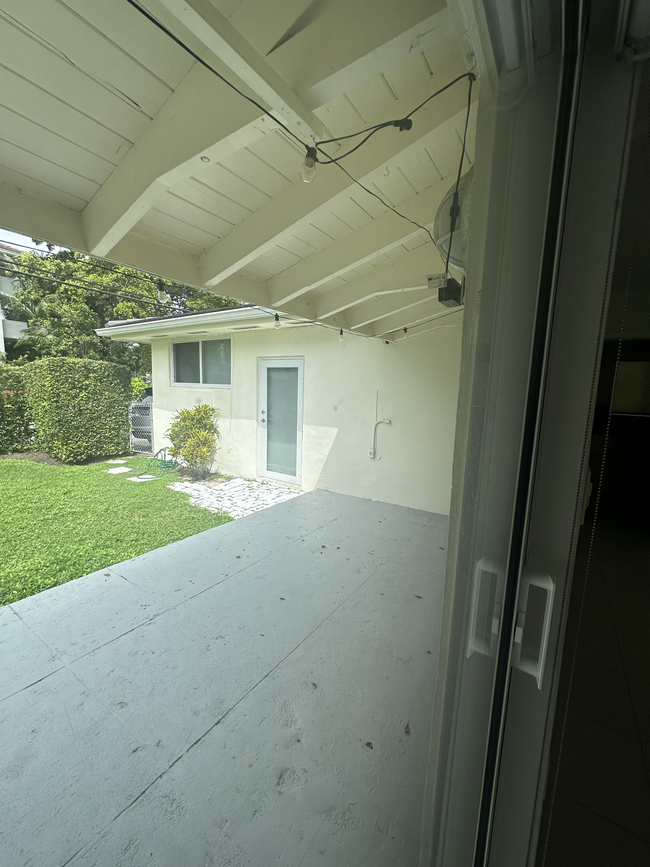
[0,456,232,606]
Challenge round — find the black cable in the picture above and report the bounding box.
[316,119,411,147]
[316,72,474,159]
[444,73,475,274]
[125,0,310,149]
[316,127,386,164]
[0,241,189,297]
[406,71,475,119]
[383,308,463,336]
[321,149,436,245]
[317,72,474,251]
[1,238,184,296]
[2,265,176,311]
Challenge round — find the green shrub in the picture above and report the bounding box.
[25,357,131,463]
[0,366,32,454]
[167,404,220,479]
[131,376,148,401]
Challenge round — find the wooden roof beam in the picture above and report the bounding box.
[346,288,436,330]
[267,178,451,307]
[82,63,268,258]
[314,242,442,319]
[358,297,453,337]
[157,0,323,142]
[272,1,455,109]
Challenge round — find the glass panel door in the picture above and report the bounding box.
[267,367,299,477]
[259,358,303,485]
[424,4,579,864]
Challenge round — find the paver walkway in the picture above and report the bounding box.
[168,476,302,518]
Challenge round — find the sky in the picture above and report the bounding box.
[0,228,56,252]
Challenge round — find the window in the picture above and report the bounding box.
[172,339,231,386]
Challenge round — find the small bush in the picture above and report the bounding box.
[167,404,220,479]
[25,357,131,463]
[0,366,32,454]
[131,376,148,401]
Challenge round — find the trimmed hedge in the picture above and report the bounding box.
[25,357,131,463]
[0,366,32,454]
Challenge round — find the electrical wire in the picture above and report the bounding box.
[406,72,475,119]
[0,238,185,296]
[320,150,436,245]
[316,72,474,252]
[2,265,177,311]
[316,72,475,164]
[316,119,410,146]
[315,127,388,164]
[125,0,310,148]
[382,307,463,336]
[444,73,475,275]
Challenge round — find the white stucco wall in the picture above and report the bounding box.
[150,324,462,514]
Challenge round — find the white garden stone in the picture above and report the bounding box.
[167,477,302,519]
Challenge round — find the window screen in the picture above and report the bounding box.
[174,342,200,383]
[202,339,231,384]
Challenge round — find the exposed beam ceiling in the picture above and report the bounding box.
[0,0,474,340]
[199,71,470,286]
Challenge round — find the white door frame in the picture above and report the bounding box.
[258,357,304,485]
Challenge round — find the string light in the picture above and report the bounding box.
[339,329,344,342]
[300,147,318,184]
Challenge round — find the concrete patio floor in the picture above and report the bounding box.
[0,490,448,867]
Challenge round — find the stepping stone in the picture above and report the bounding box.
[127,475,158,482]
[107,467,132,475]
[106,459,128,464]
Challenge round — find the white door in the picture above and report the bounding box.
[427,3,636,867]
[259,357,304,485]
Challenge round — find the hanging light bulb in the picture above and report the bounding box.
[274,313,281,329]
[299,146,318,184]
[339,328,344,342]
[403,327,408,334]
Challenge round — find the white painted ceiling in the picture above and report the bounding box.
[0,0,475,340]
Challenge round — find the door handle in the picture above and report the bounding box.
[512,570,555,689]
[467,558,504,659]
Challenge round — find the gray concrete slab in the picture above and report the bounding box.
[0,606,61,701]
[0,491,448,867]
[11,568,167,664]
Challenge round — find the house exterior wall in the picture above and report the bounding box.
[150,324,462,514]
[0,270,27,355]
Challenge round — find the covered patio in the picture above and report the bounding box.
[1,490,448,867]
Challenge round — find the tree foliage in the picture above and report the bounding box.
[0,244,238,373]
